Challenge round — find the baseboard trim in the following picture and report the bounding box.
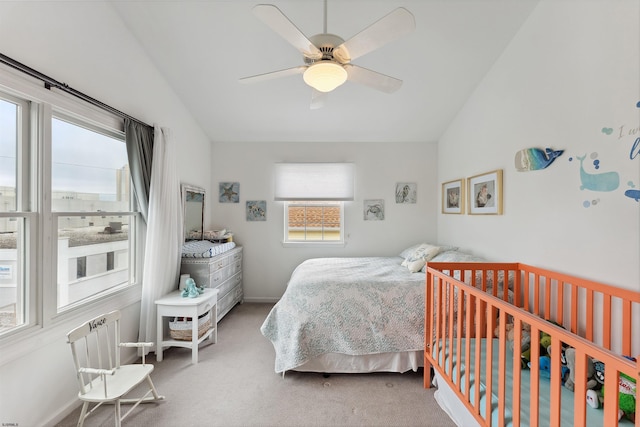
[243,297,279,304]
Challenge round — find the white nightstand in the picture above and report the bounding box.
[155,288,218,364]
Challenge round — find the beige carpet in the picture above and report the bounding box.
[57,303,456,427]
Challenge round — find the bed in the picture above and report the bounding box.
[260,243,450,374]
[424,262,640,426]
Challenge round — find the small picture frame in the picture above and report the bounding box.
[219,182,239,203]
[442,179,465,214]
[363,199,385,221]
[468,170,503,215]
[395,182,417,204]
[246,200,266,221]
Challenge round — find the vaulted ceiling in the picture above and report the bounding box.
[111,1,539,143]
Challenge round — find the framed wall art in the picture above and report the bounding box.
[219,182,239,203]
[441,179,465,214]
[468,169,503,215]
[246,200,266,221]
[395,182,417,203]
[363,199,384,221]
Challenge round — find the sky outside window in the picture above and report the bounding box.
[0,99,17,212]
[51,117,128,203]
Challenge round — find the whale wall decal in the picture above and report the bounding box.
[624,189,640,201]
[515,147,564,172]
[576,155,620,192]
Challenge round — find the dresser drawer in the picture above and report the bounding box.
[218,284,243,320]
[229,258,242,276]
[216,271,242,297]
[180,246,243,322]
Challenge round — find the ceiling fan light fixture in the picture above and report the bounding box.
[303,61,348,92]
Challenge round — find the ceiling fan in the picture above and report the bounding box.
[239,1,415,108]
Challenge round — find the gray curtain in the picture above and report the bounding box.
[125,118,154,223]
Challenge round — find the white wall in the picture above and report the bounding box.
[2,0,638,425]
[437,0,640,291]
[0,3,213,426]
[210,141,439,301]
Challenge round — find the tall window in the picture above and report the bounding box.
[0,94,30,333]
[52,115,134,310]
[0,83,139,337]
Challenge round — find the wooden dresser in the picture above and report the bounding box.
[180,246,243,321]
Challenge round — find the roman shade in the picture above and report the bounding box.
[274,163,355,201]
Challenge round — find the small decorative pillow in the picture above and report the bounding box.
[400,243,452,261]
[402,243,441,271]
[406,258,427,273]
[399,243,424,260]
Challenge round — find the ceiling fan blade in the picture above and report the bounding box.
[310,89,327,109]
[333,8,415,63]
[344,64,402,93]
[239,66,307,84]
[252,4,322,60]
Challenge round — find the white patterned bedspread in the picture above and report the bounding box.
[260,257,426,373]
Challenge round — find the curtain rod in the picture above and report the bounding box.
[0,52,151,129]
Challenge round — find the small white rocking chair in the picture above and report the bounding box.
[67,310,165,427]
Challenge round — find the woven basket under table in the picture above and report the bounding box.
[169,311,212,341]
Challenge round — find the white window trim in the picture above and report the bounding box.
[0,66,143,365]
[281,201,347,247]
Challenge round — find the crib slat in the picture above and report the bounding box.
[523,273,531,313]
[603,368,619,423]
[512,318,522,427]
[570,284,578,335]
[424,273,433,389]
[514,271,522,310]
[549,336,562,426]
[533,274,540,316]
[485,307,496,427]
[603,294,611,350]
[573,349,588,427]
[435,277,442,342]
[497,311,506,427]
[557,281,565,326]
[586,289,594,342]
[544,276,551,320]
[474,297,482,414]
[622,299,631,355]
[447,280,454,378]
[636,359,640,424]
[529,326,540,427]
[464,292,472,399]
[455,286,463,393]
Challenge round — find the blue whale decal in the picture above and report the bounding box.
[625,189,640,201]
[576,155,619,192]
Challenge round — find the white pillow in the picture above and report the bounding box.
[400,243,455,260]
[401,243,442,270]
[406,258,427,273]
[399,243,424,259]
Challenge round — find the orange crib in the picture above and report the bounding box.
[424,262,640,427]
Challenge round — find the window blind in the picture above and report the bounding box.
[274,163,355,201]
